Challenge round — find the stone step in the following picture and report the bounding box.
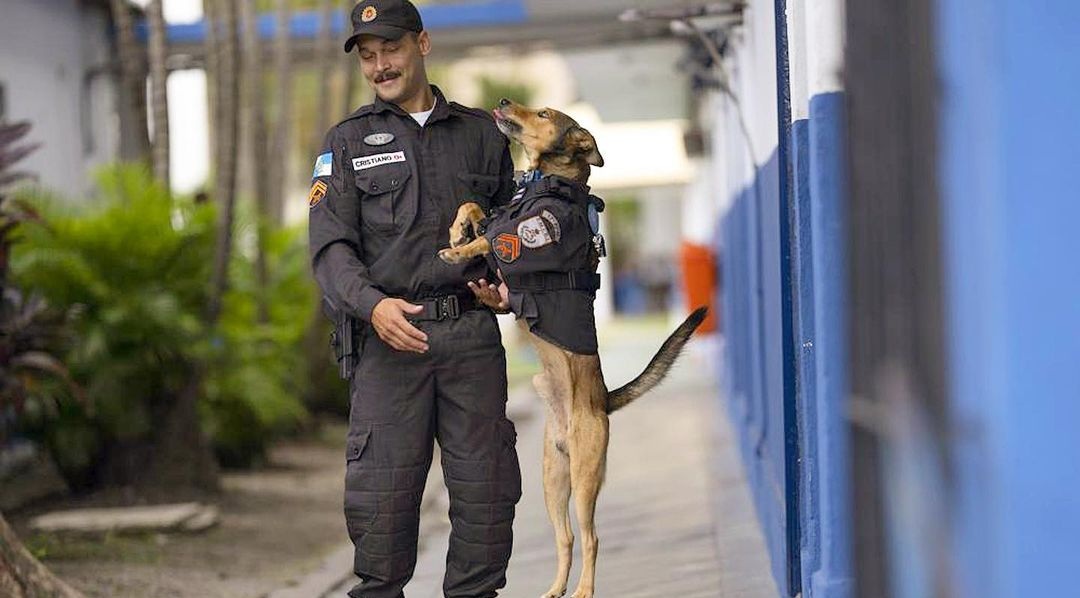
[29,502,219,535]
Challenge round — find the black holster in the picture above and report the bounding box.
[322,296,359,380]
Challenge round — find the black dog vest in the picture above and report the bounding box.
[482,174,605,354]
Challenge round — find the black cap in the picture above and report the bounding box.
[343,0,424,52]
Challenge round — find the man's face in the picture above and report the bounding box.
[356,31,430,104]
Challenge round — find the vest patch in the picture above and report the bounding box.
[493,233,521,263]
[518,215,555,249]
[353,151,406,171]
[541,210,562,242]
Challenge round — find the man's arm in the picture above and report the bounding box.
[308,127,429,352]
[308,127,387,322]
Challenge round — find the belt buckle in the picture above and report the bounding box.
[438,295,461,320]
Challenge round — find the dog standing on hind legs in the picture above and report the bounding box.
[439,99,708,598]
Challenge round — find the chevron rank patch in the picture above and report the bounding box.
[493,233,521,263]
[308,180,328,208]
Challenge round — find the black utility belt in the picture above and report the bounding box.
[406,294,481,321]
[502,270,601,292]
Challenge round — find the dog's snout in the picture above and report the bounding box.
[499,98,512,107]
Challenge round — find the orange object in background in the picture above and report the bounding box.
[679,241,719,334]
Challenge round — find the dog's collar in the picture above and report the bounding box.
[518,170,544,186]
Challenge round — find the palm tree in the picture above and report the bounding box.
[313,0,337,152]
[341,1,358,114]
[207,0,241,324]
[240,0,272,324]
[108,0,150,162]
[147,0,171,190]
[0,516,84,597]
[270,0,293,224]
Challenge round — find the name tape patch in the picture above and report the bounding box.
[353,151,406,171]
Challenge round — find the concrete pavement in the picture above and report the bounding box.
[319,319,776,598]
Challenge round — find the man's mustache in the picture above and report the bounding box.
[375,71,402,84]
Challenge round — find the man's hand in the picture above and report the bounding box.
[468,278,510,314]
[371,298,429,353]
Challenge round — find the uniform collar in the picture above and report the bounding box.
[372,84,452,125]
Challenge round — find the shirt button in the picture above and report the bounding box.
[391,179,398,186]
[371,183,380,191]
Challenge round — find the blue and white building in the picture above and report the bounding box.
[706,0,1080,596]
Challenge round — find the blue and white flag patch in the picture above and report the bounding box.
[312,152,333,179]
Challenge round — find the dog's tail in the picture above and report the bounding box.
[606,306,709,414]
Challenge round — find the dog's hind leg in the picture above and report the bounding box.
[541,419,573,598]
[568,409,609,598]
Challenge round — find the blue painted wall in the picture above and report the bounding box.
[719,91,852,598]
[720,150,793,593]
[936,0,1080,596]
[791,92,852,598]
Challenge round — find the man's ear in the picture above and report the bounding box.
[567,126,604,167]
[417,31,431,56]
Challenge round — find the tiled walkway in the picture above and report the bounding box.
[326,321,776,598]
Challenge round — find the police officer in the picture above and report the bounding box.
[307,2,521,596]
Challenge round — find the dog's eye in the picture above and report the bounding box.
[538,110,550,119]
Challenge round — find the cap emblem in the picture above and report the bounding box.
[361,6,377,22]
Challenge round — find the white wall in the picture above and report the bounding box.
[697,0,780,224]
[0,0,117,196]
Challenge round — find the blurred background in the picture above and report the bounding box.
[0,1,1077,598]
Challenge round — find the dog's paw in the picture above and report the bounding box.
[541,590,566,598]
[449,220,476,248]
[438,247,466,264]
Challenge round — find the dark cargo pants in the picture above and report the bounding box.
[344,309,522,598]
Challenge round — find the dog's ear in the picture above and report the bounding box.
[567,127,605,167]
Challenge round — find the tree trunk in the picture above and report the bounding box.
[207,0,242,324]
[0,512,84,598]
[342,0,358,113]
[203,0,220,185]
[147,0,171,190]
[240,0,272,324]
[313,0,337,152]
[108,0,150,162]
[270,0,294,224]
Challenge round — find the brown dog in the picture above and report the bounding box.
[439,99,707,598]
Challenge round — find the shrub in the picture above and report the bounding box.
[11,165,313,483]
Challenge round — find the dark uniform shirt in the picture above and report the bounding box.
[481,175,605,354]
[309,85,515,321]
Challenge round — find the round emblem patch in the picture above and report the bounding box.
[361,6,377,22]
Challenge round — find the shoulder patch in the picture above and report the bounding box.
[308,180,328,208]
[312,152,333,179]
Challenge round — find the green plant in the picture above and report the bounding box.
[202,212,315,467]
[11,165,313,483]
[0,121,78,449]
